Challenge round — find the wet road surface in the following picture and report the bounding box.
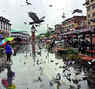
[0,44,89,89]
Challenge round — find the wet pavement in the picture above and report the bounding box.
[0,44,90,89]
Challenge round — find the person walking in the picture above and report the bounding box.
[5,41,12,63]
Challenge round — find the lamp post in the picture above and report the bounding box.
[31,25,36,56]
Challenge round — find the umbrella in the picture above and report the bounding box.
[0,37,14,46]
[0,39,7,46]
[2,79,9,88]
[5,37,14,41]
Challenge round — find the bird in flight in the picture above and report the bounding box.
[24,22,27,25]
[26,0,32,5]
[28,12,45,25]
[49,5,53,7]
[72,9,82,14]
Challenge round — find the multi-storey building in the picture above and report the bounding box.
[84,0,95,28]
[0,16,11,37]
[62,16,87,33]
[55,24,63,34]
[11,29,30,44]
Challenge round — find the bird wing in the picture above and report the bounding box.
[40,16,45,20]
[72,9,82,14]
[28,12,40,22]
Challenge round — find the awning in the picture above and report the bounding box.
[79,54,94,61]
[63,28,92,36]
[79,29,90,33]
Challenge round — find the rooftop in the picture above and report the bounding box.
[11,29,27,33]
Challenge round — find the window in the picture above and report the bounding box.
[3,23,5,30]
[92,4,95,9]
[1,21,2,30]
[88,19,91,24]
[88,21,91,24]
[2,22,4,30]
[92,12,95,17]
[88,14,90,18]
[6,24,8,30]
[87,6,90,11]
[72,24,74,27]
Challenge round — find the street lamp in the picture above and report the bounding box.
[28,12,45,56]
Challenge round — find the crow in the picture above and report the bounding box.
[24,22,27,24]
[49,5,53,7]
[72,9,82,14]
[26,0,32,5]
[28,12,45,24]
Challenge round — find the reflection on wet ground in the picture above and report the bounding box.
[0,44,93,89]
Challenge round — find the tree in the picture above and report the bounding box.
[36,34,41,39]
[44,31,50,37]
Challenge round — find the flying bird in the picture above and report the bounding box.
[28,12,45,24]
[72,9,82,14]
[26,0,32,5]
[49,5,53,7]
[62,12,66,19]
[29,20,44,25]
[24,22,27,24]
[40,16,45,20]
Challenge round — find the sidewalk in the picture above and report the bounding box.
[6,53,55,89]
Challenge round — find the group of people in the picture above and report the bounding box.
[64,37,91,54]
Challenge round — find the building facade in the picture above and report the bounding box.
[62,16,87,33]
[11,30,30,44]
[0,16,11,37]
[84,0,95,27]
[55,24,63,34]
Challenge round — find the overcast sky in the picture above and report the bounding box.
[0,0,86,35]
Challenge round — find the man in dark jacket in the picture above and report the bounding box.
[5,41,12,62]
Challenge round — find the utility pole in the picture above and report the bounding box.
[28,11,45,58]
[31,25,36,56]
